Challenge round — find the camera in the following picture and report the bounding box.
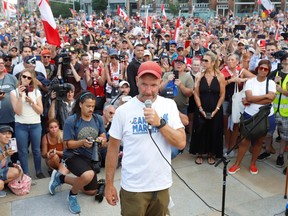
[87,137,102,173]
[90,46,98,51]
[271,50,286,60]
[58,48,71,65]
[95,179,105,203]
[49,79,74,100]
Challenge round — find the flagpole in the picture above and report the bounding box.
[17,0,21,64]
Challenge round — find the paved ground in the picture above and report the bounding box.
[0,142,287,216]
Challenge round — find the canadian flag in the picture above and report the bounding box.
[69,8,77,17]
[161,3,167,19]
[117,5,129,22]
[37,0,61,46]
[84,20,95,29]
[155,19,161,29]
[2,0,17,19]
[173,16,181,42]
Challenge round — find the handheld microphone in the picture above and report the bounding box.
[144,99,153,133]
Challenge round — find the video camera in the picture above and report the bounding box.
[49,79,74,100]
[271,50,287,60]
[58,48,71,65]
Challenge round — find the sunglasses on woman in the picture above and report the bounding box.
[258,66,269,72]
[22,75,32,80]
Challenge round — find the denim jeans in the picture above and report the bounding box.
[15,123,42,175]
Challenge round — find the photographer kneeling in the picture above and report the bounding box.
[48,91,106,214]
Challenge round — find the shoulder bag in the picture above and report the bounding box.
[239,79,271,141]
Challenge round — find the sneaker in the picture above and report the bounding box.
[49,170,61,195]
[257,152,271,162]
[276,154,284,168]
[0,190,7,198]
[228,164,240,174]
[68,194,81,214]
[250,164,258,174]
[36,172,46,179]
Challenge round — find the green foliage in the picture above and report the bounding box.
[92,0,108,12]
[168,2,180,16]
[50,2,72,18]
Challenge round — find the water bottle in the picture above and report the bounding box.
[91,140,99,162]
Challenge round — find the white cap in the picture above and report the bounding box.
[93,52,101,60]
[119,80,130,87]
[144,49,151,56]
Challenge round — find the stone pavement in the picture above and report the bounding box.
[0,147,287,216]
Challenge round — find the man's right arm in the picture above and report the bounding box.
[105,136,121,206]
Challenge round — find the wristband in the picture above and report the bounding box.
[216,106,220,110]
[199,108,203,112]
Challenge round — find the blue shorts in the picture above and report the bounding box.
[243,112,276,136]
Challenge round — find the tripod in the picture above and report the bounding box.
[215,106,271,216]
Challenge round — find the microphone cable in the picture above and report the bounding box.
[148,131,229,216]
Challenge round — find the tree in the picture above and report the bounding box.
[169,2,180,17]
[92,0,107,13]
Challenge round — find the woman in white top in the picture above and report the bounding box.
[228,60,276,175]
[10,68,45,178]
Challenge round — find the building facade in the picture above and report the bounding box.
[107,0,286,19]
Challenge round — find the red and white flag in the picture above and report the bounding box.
[37,0,61,46]
[258,0,274,14]
[2,0,17,19]
[155,19,161,29]
[161,3,167,19]
[84,20,95,29]
[117,5,129,22]
[69,8,77,17]
[173,14,181,42]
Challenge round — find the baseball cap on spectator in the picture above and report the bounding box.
[9,46,18,51]
[41,49,51,56]
[69,46,76,53]
[269,31,275,35]
[105,30,111,34]
[109,49,118,57]
[169,40,177,46]
[160,53,169,59]
[144,50,151,57]
[0,125,13,133]
[92,52,101,61]
[137,61,162,79]
[3,53,13,61]
[119,80,130,88]
[164,33,170,37]
[238,39,248,46]
[174,55,186,64]
[122,39,128,43]
[177,44,184,50]
[153,56,160,62]
[134,42,143,47]
[248,47,255,54]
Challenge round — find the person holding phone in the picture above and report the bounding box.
[0,125,21,198]
[161,55,194,114]
[190,51,225,165]
[10,68,45,178]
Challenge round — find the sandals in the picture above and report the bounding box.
[207,156,216,165]
[195,155,203,165]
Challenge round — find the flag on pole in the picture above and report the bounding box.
[69,8,77,18]
[37,0,61,46]
[173,11,181,42]
[161,3,167,19]
[258,0,274,14]
[117,5,129,22]
[84,20,95,29]
[2,0,17,20]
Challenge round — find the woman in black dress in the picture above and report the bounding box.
[190,51,226,165]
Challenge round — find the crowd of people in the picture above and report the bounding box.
[0,8,288,214]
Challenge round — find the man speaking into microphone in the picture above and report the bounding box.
[105,61,186,216]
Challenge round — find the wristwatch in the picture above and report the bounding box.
[156,118,166,129]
